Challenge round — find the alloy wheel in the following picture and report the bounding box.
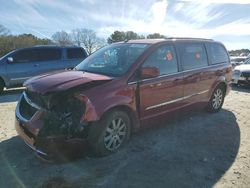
[212,88,223,109]
[104,118,127,151]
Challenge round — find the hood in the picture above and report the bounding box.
[24,70,113,94]
[234,64,250,72]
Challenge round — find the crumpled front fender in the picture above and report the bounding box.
[74,94,98,122]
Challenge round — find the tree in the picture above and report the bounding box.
[0,24,10,36]
[147,33,166,39]
[0,33,52,57]
[71,28,106,55]
[125,31,145,40]
[107,31,125,44]
[51,31,72,45]
[71,28,82,47]
[107,30,145,44]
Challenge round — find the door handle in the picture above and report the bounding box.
[149,83,162,88]
[34,64,39,67]
[174,78,182,82]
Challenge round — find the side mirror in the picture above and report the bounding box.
[7,57,14,63]
[140,67,160,79]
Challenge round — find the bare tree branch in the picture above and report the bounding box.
[51,31,73,45]
[71,28,106,55]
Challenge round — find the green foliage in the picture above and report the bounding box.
[0,33,52,57]
[107,30,145,44]
[147,33,166,39]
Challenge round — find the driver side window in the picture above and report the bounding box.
[90,48,119,68]
[13,49,37,63]
[143,45,178,76]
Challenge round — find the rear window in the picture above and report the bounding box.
[37,48,62,61]
[207,43,229,64]
[67,48,86,59]
[179,43,208,71]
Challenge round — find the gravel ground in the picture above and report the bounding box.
[0,86,249,188]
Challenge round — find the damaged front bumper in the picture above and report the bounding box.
[15,92,90,160]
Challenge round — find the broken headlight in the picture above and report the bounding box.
[39,93,87,137]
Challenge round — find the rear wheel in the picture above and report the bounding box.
[88,110,131,156]
[206,85,225,113]
[0,79,4,94]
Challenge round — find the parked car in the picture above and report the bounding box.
[230,56,247,69]
[15,38,232,159]
[0,45,87,93]
[232,58,250,85]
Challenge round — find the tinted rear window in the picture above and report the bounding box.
[67,48,86,59]
[37,48,62,61]
[179,43,208,71]
[206,43,229,64]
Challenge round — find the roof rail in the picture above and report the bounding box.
[165,37,213,41]
[34,44,54,46]
[33,44,79,47]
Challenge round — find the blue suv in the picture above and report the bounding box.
[0,46,87,93]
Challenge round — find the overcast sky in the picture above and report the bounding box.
[0,0,250,50]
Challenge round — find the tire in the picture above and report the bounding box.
[0,79,4,94]
[206,85,225,113]
[88,110,131,156]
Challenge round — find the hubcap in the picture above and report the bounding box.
[104,118,127,151]
[212,88,223,109]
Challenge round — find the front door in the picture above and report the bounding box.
[6,49,40,86]
[139,44,183,122]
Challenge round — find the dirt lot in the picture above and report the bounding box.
[0,86,250,188]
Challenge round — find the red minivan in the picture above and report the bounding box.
[15,38,232,159]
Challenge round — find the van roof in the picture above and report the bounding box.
[33,45,81,48]
[121,37,214,44]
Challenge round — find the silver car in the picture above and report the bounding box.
[232,58,250,85]
[0,46,87,93]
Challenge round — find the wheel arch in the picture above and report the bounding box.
[0,77,5,86]
[0,77,6,92]
[101,105,140,133]
[209,76,228,98]
[218,82,227,93]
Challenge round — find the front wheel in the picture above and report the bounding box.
[206,86,225,113]
[88,110,131,156]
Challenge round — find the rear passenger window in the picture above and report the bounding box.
[143,45,178,76]
[179,43,208,70]
[207,43,229,64]
[67,48,86,59]
[37,48,61,61]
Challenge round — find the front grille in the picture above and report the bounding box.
[19,94,38,120]
[241,72,250,78]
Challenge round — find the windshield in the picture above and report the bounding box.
[75,43,149,77]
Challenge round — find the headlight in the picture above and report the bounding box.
[233,70,241,76]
